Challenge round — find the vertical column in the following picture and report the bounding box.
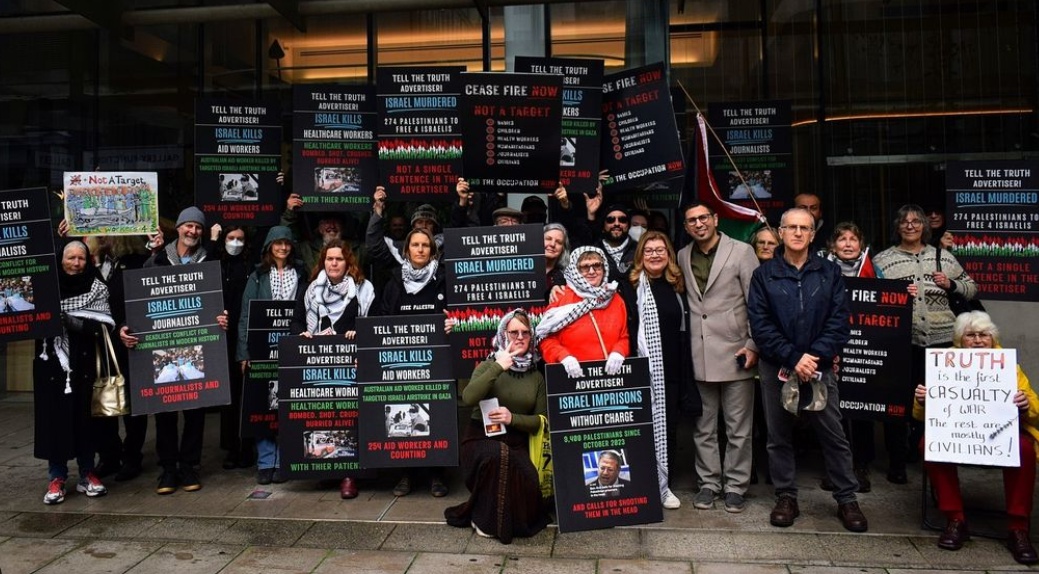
[504,5,546,72]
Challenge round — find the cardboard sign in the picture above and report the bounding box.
[946,160,1039,302]
[241,300,294,438]
[546,357,663,533]
[460,72,563,195]
[277,336,361,478]
[377,66,465,201]
[0,187,61,342]
[515,57,604,193]
[62,172,159,236]
[123,261,230,415]
[924,348,1020,467]
[355,314,458,468]
[838,277,914,421]
[292,84,378,212]
[194,98,282,225]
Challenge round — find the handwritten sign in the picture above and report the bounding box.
[924,348,1019,466]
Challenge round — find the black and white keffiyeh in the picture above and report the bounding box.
[401,258,439,295]
[303,270,374,334]
[270,266,299,301]
[602,238,630,272]
[534,246,617,342]
[164,241,207,265]
[635,272,671,501]
[488,309,539,373]
[43,278,115,393]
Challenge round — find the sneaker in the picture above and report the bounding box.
[392,476,412,497]
[271,468,288,484]
[430,477,448,497]
[156,469,178,495]
[662,490,681,510]
[724,492,746,513]
[693,487,718,510]
[179,467,202,492]
[472,521,494,538]
[76,472,108,497]
[256,468,274,485]
[43,478,66,505]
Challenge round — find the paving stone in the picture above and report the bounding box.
[295,520,395,550]
[727,532,831,565]
[464,523,555,557]
[0,511,89,538]
[598,557,692,574]
[817,533,928,567]
[406,551,505,574]
[502,556,596,574]
[124,542,243,574]
[137,516,236,543]
[788,567,887,574]
[551,527,642,559]
[61,514,164,540]
[642,530,735,562]
[214,518,311,546]
[312,549,416,574]
[219,545,329,574]
[692,563,788,574]
[32,539,163,574]
[379,522,473,554]
[0,536,82,574]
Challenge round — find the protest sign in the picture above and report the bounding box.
[946,160,1039,301]
[546,357,663,533]
[0,187,61,342]
[277,336,361,478]
[62,172,159,236]
[292,84,377,212]
[355,314,457,468]
[122,261,230,415]
[515,57,604,193]
[838,277,914,421]
[195,99,282,225]
[460,72,563,195]
[924,347,1020,467]
[377,66,465,201]
[241,300,294,438]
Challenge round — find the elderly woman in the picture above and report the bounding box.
[238,226,308,484]
[874,204,978,484]
[290,238,375,498]
[616,231,696,510]
[444,309,550,543]
[544,222,570,292]
[537,245,629,376]
[36,241,115,504]
[912,311,1038,565]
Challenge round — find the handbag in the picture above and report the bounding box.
[935,246,985,316]
[528,414,553,499]
[92,327,128,417]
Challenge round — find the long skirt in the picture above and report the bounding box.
[444,420,551,544]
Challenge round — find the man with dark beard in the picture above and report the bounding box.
[586,201,636,277]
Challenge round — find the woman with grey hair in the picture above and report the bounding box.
[544,223,570,293]
[912,311,1039,564]
[873,203,978,484]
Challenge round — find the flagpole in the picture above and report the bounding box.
[676,81,773,232]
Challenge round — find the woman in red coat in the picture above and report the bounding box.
[536,246,629,377]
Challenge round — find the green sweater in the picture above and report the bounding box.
[462,359,547,435]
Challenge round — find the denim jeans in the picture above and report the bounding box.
[49,454,96,481]
[256,437,279,470]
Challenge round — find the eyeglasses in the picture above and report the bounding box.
[684,214,713,225]
[577,263,604,274]
[962,332,993,340]
[642,247,667,256]
[781,224,814,234]
[606,216,628,224]
[506,329,532,340]
[900,219,924,228]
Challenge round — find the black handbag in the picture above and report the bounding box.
[935,246,984,316]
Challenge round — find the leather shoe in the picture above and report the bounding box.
[937,519,969,550]
[886,470,908,484]
[837,501,869,532]
[769,496,799,527]
[340,477,358,499]
[1006,530,1039,565]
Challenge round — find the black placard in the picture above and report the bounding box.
[241,300,294,438]
[946,160,1039,302]
[292,85,378,212]
[515,57,604,193]
[0,187,61,342]
[460,72,563,195]
[123,261,230,415]
[355,314,458,468]
[600,63,685,195]
[277,336,361,478]
[377,66,465,201]
[707,100,792,223]
[194,98,282,225]
[546,358,663,533]
[442,223,546,377]
[838,277,914,421]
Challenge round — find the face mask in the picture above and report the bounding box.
[225,239,245,256]
[628,225,646,242]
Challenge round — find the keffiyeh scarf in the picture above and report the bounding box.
[488,309,538,373]
[635,272,671,501]
[535,246,617,342]
[42,278,115,393]
[270,266,299,301]
[602,238,630,272]
[402,258,439,295]
[303,270,374,334]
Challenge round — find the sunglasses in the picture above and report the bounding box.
[606,215,628,224]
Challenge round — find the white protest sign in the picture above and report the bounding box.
[924,348,1019,467]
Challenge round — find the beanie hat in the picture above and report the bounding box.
[176,206,206,228]
[263,225,295,251]
[411,204,438,226]
[603,203,629,218]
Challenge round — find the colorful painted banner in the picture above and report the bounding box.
[62,172,159,236]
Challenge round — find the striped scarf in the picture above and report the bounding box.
[534,246,617,343]
[43,278,115,393]
[635,272,670,501]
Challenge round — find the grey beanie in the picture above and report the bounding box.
[263,225,295,251]
[176,206,206,228]
[411,204,438,226]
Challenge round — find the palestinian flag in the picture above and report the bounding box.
[692,113,764,241]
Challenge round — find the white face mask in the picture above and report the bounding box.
[628,225,646,242]
[225,239,245,256]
